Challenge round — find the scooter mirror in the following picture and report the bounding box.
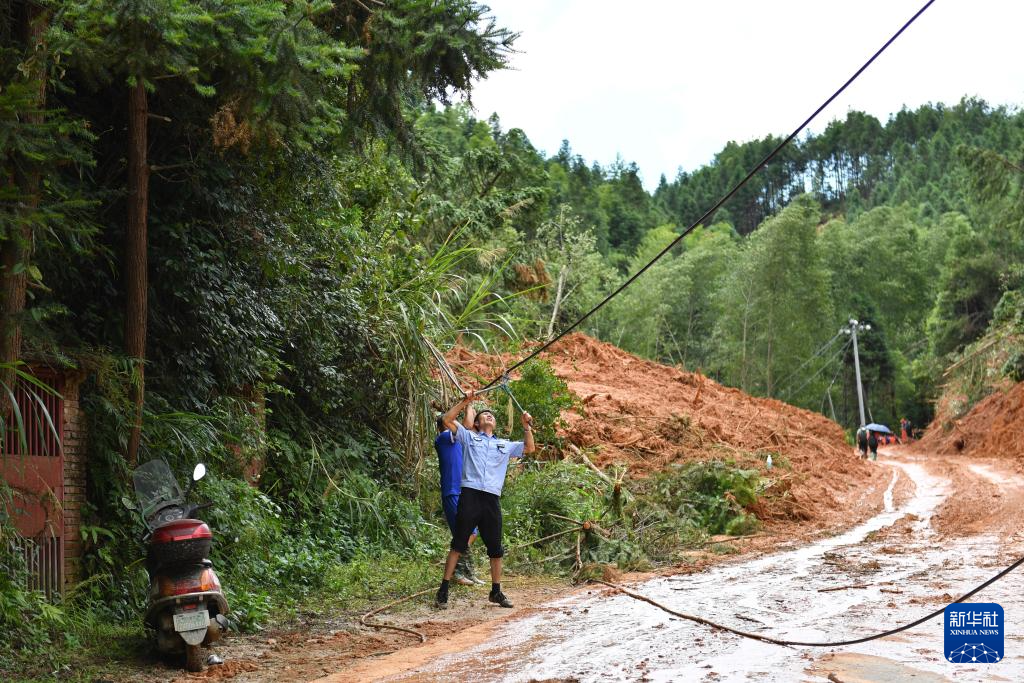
[121,495,137,511]
[193,463,207,482]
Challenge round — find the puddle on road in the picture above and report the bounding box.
[968,463,1024,489]
[392,459,1024,682]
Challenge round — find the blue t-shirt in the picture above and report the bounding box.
[434,430,463,496]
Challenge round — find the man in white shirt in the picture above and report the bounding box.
[435,389,534,609]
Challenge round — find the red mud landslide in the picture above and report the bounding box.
[448,332,886,527]
[916,380,1024,461]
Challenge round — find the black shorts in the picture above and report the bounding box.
[450,487,504,558]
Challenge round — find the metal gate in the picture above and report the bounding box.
[1,374,65,599]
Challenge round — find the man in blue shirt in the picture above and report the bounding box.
[434,416,483,585]
[436,389,534,609]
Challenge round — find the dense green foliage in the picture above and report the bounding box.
[1,1,1022,677]
[639,461,762,539]
[407,99,1024,432]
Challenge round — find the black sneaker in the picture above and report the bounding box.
[435,586,449,609]
[488,590,513,608]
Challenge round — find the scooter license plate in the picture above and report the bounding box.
[173,609,209,632]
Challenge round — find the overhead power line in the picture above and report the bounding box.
[772,331,845,398]
[820,357,847,421]
[784,337,852,401]
[484,0,937,389]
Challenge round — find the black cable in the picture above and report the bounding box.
[823,356,846,396]
[598,551,1024,647]
[772,331,844,399]
[483,0,937,389]
[426,340,466,396]
[783,337,852,401]
[820,359,846,418]
[788,552,1024,647]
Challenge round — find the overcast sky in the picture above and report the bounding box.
[466,0,1024,190]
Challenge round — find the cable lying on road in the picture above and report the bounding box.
[593,551,1024,647]
[363,546,1024,648]
[359,588,434,643]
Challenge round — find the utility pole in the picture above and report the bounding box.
[841,318,871,427]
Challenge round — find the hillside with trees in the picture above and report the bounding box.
[413,98,1024,432]
[1,1,1022,679]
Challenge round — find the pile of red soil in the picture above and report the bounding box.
[447,333,881,523]
[916,381,1024,460]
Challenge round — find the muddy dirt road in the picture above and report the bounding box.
[323,450,1024,682]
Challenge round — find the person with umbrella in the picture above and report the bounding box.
[865,423,892,461]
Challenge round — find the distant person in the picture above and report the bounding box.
[434,416,482,586]
[856,426,868,459]
[900,417,912,443]
[868,430,879,461]
[435,389,534,610]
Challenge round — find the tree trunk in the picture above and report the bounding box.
[0,217,29,394]
[125,80,150,465]
[545,264,568,339]
[0,4,49,392]
[739,289,751,392]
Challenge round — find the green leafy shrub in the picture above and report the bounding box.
[633,460,762,543]
[1002,350,1024,382]
[0,518,67,675]
[505,359,579,444]
[224,586,274,633]
[992,288,1023,330]
[325,550,439,606]
[502,461,604,546]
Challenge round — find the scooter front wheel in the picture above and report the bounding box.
[185,644,204,672]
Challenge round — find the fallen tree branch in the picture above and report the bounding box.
[359,588,432,642]
[610,433,645,447]
[539,550,573,564]
[606,414,686,423]
[547,512,585,526]
[507,525,580,551]
[734,613,766,625]
[567,443,613,484]
[575,531,582,572]
[817,583,871,593]
[695,533,769,548]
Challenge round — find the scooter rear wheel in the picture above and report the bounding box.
[185,644,204,672]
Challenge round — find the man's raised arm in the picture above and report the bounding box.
[443,389,474,434]
[521,411,535,455]
[463,401,476,431]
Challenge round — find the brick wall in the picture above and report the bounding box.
[62,377,86,588]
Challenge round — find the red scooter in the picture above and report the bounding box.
[128,460,229,671]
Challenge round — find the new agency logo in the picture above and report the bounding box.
[944,603,1004,663]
